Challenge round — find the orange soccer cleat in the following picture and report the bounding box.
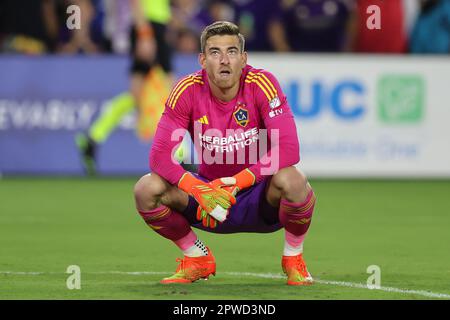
[160,247,216,284]
[282,253,314,286]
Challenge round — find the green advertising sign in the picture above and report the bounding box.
[377,75,425,123]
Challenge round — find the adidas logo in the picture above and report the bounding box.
[197,115,209,125]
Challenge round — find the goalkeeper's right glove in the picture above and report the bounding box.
[195,177,237,228]
[195,170,256,227]
[178,173,236,222]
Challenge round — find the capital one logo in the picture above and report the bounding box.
[286,80,366,119]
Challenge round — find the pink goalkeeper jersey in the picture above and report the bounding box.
[149,64,300,185]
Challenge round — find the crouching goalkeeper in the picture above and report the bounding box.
[133,21,316,285]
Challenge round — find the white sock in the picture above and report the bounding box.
[283,240,303,256]
[183,239,208,257]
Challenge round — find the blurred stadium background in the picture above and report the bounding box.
[0,0,449,300]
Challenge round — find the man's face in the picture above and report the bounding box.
[199,35,247,90]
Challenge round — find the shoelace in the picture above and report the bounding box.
[295,256,308,277]
[174,257,206,280]
[175,258,186,273]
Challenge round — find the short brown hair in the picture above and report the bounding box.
[200,21,245,53]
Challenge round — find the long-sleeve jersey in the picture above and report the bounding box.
[149,64,300,185]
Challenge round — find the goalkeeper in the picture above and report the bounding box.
[133,21,317,285]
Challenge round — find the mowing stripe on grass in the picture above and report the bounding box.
[1,270,449,299]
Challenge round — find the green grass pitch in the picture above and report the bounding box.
[0,177,449,300]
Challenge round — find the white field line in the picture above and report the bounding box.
[1,270,449,299]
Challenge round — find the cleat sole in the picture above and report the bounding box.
[160,279,192,284]
[287,279,314,286]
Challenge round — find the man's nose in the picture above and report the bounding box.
[220,53,230,64]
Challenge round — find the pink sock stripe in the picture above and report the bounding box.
[285,230,306,247]
[138,206,171,223]
[174,230,197,251]
[137,205,167,215]
[281,190,315,209]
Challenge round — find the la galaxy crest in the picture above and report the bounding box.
[233,102,249,127]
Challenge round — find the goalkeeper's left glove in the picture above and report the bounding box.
[196,169,256,228]
[223,168,256,195]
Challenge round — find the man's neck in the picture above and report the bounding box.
[209,81,240,103]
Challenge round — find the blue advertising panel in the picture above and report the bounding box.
[0,55,199,175]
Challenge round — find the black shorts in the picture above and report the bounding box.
[129,21,172,75]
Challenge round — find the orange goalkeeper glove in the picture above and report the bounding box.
[178,173,236,225]
[195,177,237,228]
[196,169,256,228]
[224,168,256,195]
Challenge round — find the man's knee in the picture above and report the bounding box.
[134,173,168,211]
[272,167,309,194]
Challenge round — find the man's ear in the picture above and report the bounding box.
[241,51,248,68]
[199,53,206,69]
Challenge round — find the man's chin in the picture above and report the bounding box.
[216,78,235,89]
